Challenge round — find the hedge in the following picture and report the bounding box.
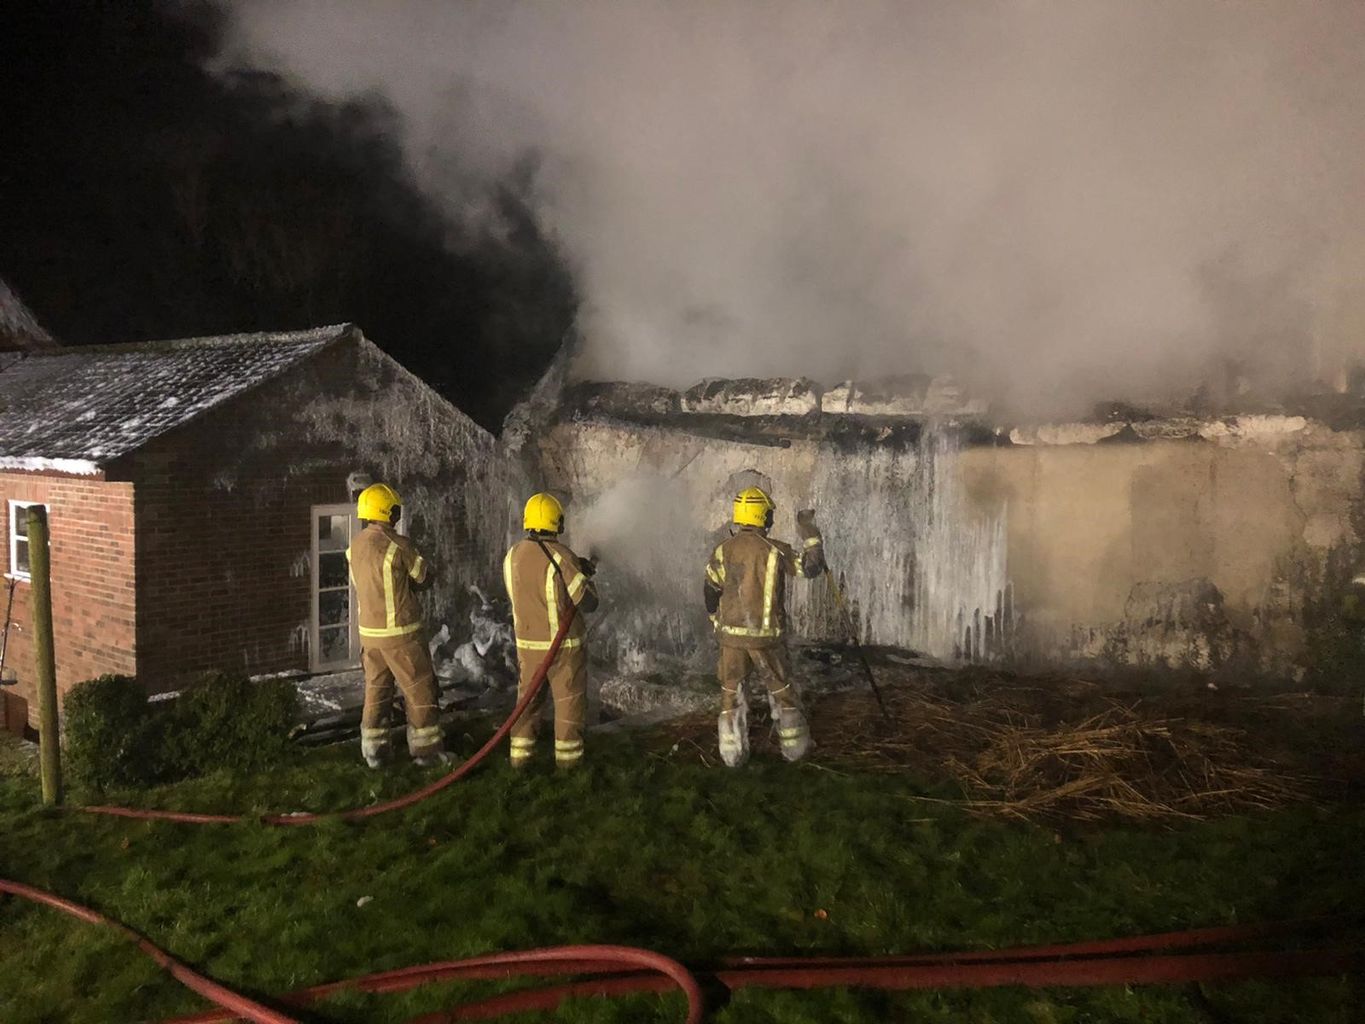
[64,671,299,792]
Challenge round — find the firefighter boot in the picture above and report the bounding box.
[717,694,750,768]
[361,726,393,769]
[777,706,812,763]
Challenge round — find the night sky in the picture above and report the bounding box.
[2,1,574,430]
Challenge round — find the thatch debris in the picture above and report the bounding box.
[655,668,1357,826]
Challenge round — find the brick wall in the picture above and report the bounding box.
[117,333,511,691]
[0,472,137,718]
[126,446,344,689]
[1,330,508,697]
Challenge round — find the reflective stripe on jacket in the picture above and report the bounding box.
[503,537,598,651]
[705,525,824,648]
[347,524,429,648]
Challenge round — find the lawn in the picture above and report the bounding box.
[0,718,1361,1023]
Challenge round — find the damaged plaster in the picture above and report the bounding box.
[512,374,1365,682]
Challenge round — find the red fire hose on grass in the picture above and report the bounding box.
[6,603,1360,1020]
[1,874,1358,1024]
[160,917,1335,1023]
[158,918,1361,1023]
[0,876,704,1024]
[0,877,300,1024]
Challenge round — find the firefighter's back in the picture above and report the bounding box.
[714,528,792,647]
[503,538,590,648]
[348,524,424,648]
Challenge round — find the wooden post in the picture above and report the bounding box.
[28,506,62,806]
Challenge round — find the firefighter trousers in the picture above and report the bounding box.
[717,643,810,766]
[361,640,443,761]
[510,646,587,768]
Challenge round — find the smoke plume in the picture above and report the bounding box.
[218,0,1365,418]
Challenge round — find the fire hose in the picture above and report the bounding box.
[0,877,299,1024]
[5,590,1359,1019]
[0,874,1358,1023]
[172,917,1361,1023]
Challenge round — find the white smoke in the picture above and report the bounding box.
[570,473,688,572]
[218,0,1365,417]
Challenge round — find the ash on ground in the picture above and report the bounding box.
[591,642,941,728]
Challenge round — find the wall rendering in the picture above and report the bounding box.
[521,383,1365,683]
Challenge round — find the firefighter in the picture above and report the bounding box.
[503,493,599,770]
[347,483,447,768]
[703,486,825,767]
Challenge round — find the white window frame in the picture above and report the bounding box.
[310,504,361,672]
[6,500,46,583]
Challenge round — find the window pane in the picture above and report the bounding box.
[318,514,350,552]
[14,509,29,539]
[15,538,29,575]
[318,624,350,662]
[319,551,349,590]
[319,589,350,627]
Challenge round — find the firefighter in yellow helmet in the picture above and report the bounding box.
[703,486,825,767]
[347,483,447,768]
[503,492,599,770]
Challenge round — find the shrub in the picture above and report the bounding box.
[63,674,161,791]
[162,671,299,777]
[64,671,300,790]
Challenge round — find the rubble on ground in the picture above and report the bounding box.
[284,629,1358,828]
[430,586,518,691]
[290,587,520,745]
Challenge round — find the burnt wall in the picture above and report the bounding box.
[526,402,1365,683]
[963,421,1365,678]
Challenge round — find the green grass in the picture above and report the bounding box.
[0,723,1361,1023]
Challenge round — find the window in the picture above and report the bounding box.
[311,504,360,671]
[8,501,47,581]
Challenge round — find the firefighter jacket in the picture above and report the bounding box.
[503,536,599,652]
[704,523,825,649]
[347,523,430,650]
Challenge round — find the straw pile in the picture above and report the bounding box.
[945,706,1308,823]
[660,672,1339,825]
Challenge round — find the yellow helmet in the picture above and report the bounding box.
[733,486,775,528]
[524,492,565,534]
[357,482,402,523]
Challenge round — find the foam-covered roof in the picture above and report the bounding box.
[0,325,351,473]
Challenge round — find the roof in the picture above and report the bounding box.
[0,325,352,474]
[0,277,57,352]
